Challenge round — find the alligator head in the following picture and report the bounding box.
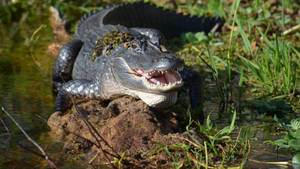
[97,30,184,107]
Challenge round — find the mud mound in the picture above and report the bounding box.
[48,96,202,168]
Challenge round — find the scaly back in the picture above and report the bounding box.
[75,2,224,40]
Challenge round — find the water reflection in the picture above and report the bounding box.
[0,11,55,168]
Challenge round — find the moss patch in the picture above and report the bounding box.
[91,31,134,61]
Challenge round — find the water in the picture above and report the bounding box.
[0,5,97,168]
[0,8,56,168]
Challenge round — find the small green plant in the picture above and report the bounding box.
[113,152,126,169]
[182,32,215,44]
[177,0,225,17]
[266,118,300,165]
[194,110,236,155]
[272,118,300,152]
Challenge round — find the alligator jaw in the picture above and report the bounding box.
[133,68,183,91]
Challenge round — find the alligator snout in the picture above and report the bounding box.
[153,56,183,70]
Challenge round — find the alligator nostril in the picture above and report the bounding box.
[153,59,159,63]
[152,56,182,70]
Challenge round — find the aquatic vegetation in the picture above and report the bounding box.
[270,118,300,153]
[265,117,300,167]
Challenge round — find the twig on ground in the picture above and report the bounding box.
[0,114,50,161]
[0,105,60,169]
[248,159,291,166]
[283,24,300,36]
[38,111,120,164]
[72,105,119,169]
[0,115,11,137]
[64,123,119,158]
[89,150,100,164]
[174,136,202,149]
[57,75,120,168]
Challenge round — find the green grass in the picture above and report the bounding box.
[141,110,250,168]
[174,0,299,113]
[168,0,299,166]
[236,22,298,101]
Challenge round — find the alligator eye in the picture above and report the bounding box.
[140,38,146,42]
[124,42,130,49]
[131,42,137,49]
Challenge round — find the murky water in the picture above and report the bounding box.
[0,5,99,168]
[0,9,56,168]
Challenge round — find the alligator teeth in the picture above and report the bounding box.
[134,68,183,89]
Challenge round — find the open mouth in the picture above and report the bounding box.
[133,68,183,88]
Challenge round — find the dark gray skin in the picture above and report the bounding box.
[52,2,223,118]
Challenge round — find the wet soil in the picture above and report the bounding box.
[48,96,202,168]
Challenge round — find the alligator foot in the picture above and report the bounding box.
[55,80,102,115]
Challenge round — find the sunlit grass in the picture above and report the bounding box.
[140,110,250,168]
[235,18,298,101]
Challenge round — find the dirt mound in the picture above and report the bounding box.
[48,96,202,168]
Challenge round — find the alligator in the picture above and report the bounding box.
[52,1,223,117]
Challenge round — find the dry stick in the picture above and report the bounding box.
[58,76,120,168]
[18,144,46,158]
[53,120,120,159]
[39,113,100,149]
[63,123,119,158]
[0,115,11,137]
[204,141,208,169]
[72,105,118,169]
[36,114,111,156]
[37,113,119,160]
[0,106,60,169]
[60,75,120,158]
[0,115,47,159]
[80,110,119,157]
[283,24,300,36]
[89,150,101,164]
[66,97,118,169]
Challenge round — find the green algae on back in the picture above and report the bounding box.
[91,31,134,61]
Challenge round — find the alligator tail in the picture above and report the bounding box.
[102,1,224,38]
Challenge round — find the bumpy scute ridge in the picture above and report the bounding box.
[76,1,224,39]
[77,9,100,31]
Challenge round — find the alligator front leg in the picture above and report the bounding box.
[180,68,203,121]
[55,80,102,114]
[52,39,83,94]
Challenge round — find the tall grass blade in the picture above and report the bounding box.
[236,17,253,55]
[227,0,241,80]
